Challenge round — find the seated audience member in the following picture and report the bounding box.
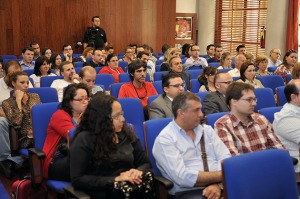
[268,48,282,67]
[255,54,273,76]
[104,43,114,56]
[203,44,215,59]
[70,93,153,198]
[30,41,41,59]
[119,46,133,65]
[51,61,79,102]
[41,47,52,60]
[203,72,232,115]
[136,51,155,80]
[153,92,231,198]
[166,56,191,91]
[237,61,264,88]
[118,60,157,119]
[19,47,35,70]
[215,82,285,156]
[80,47,94,62]
[78,66,103,96]
[228,54,246,77]
[84,48,106,68]
[50,53,62,76]
[198,66,217,92]
[274,50,297,81]
[136,46,145,55]
[3,71,41,149]
[143,44,157,65]
[290,62,300,83]
[128,43,137,59]
[149,73,184,119]
[159,43,172,60]
[208,45,223,63]
[43,83,89,181]
[99,54,124,83]
[245,52,255,64]
[231,45,246,68]
[0,63,34,178]
[273,80,300,172]
[184,45,208,70]
[0,56,3,78]
[217,52,232,69]
[160,48,181,71]
[62,44,83,63]
[30,56,56,87]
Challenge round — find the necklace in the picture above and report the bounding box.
[132,82,147,99]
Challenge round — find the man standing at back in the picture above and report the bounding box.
[83,16,108,49]
[51,61,79,102]
[203,72,232,115]
[215,82,285,156]
[153,92,231,198]
[149,73,184,119]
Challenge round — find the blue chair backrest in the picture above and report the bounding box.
[232,76,240,81]
[110,82,124,98]
[222,149,299,199]
[74,62,84,68]
[268,66,277,73]
[118,61,128,72]
[1,55,17,59]
[158,52,164,57]
[254,88,276,112]
[286,74,292,83]
[188,69,203,79]
[95,74,114,90]
[205,112,229,128]
[31,102,60,150]
[148,94,159,106]
[152,81,163,94]
[118,98,145,147]
[196,91,209,112]
[276,86,286,106]
[95,67,103,74]
[256,75,284,94]
[156,60,163,66]
[74,67,82,74]
[119,73,150,82]
[259,106,283,123]
[23,69,35,76]
[72,54,82,57]
[40,76,64,87]
[190,79,201,93]
[28,88,58,103]
[208,62,220,68]
[155,65,161,72]
[218,68,232,73]
[144,118,172,175]
[153,71,168,81]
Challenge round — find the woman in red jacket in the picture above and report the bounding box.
[42,83,89,181]
[99,53,124,83]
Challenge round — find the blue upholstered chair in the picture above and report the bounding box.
[190,79,201,93]
[222,149,298,199]
[256,75,284,94]
[74,67,82,74]
[286,74,292,83]
[152,81,163,94]
[147,94,159,106]
[254,88,276,112]
[119,73,150,83]
[205,112,229,128]
[196,91,209,112]
[28,87,58,103]
[118,61,128,72]
[258,106,283,123]
[218,68,232,73]
[95,74,114,90]
[153,71,168,81]
[23,69,35,76]
[276,86,286,106]
[40,76,63,87]
[208,62,220,68]
[267,66,277,73]
[188,69,203,79]
[110,82,124,98]
[74,62,84,68]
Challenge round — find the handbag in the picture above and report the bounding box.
[111,171,156,199]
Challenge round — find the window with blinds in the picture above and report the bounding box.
[215,0,268,56]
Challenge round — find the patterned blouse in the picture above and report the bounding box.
[274,64,292,81]
[2,93,41,148]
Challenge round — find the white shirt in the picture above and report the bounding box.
[30,73,56,88]
[267,58,282,67]
[184,57,208,70]
[50,79,79,102]
[228,68,240,77]
[273,103,300,172]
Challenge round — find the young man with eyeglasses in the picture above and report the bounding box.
[149,73,185,119]
[118,60,157,119]
[215,82,284,156]
[203,72,232,116]
[184,45,208,70]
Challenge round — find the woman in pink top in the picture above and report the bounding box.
[99,54,124,82]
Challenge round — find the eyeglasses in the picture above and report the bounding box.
[191,49,200,52]
[169,82,186,88]
[73,96,90,103]
[216,81,233,85]
[240,97,257,103]
[111,111,124,120]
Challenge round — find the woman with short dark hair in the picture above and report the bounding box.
[30,56,56,87]
[237,61,264,88]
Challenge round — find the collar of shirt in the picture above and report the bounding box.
[166,95,173,102]
[171,119,203,144]
[285,103,300,116]
[229,113,254,128]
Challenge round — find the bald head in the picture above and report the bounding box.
[214,73,233,94]
[234,54,246,70]
[79,66,97,92]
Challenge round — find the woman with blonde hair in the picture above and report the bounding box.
[160,47,181,71]
[290,62,300,83]
[255,54,273,76]
[80,47,94,62]
[218,52,232,69]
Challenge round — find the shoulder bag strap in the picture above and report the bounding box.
[200,129,209,172]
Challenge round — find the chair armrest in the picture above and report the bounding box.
[9,125,20,157]
[63,185,91,199]
[28,148,46,186]
[155,175,173,190]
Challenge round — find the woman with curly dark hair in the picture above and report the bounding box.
[70,93,153,199]
[30,56,56,87]
[198,66,217,92]
[42,83,89,181]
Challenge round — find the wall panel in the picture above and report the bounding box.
[0,0,176,56]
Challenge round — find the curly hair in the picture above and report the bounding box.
[34,56,51,76]
[59,83,89,117]
[74,92,133,166]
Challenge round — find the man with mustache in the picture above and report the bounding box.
[214,82,284,156]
